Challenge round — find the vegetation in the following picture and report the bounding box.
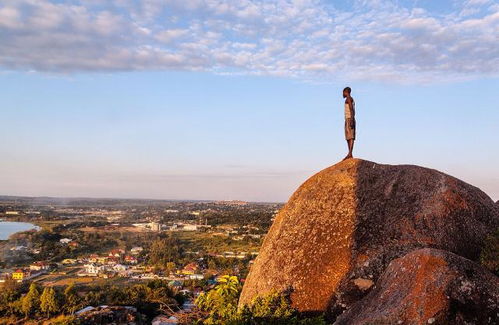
[0,279,183,323]
[148,234,183,267]
[195,276,326,325]
[480,227,499,276]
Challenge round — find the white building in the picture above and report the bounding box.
[182,224,198,231]
[60,238,72,244]
[149,222,161,232]
[130,247,144,255]
[113,264,128,272]
[29,262,50,271]
[84,263,101,275]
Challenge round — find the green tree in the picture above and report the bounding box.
[149,235,182,267]
[64,283,81,315]
[195,275,241,324]
[0,276,22,316]
[40,287,58,317]
[21,282,40,318]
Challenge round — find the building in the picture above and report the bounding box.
[130,247,143,255]
[60,238,72,244]
[113,264,128,272]
[12,269,30,281]
[108,249,125,258]
[88,254,99,263]
[182,224,198,231]
[84,264,101,275]
[62,258,77,265]
[181,262,200,275]
[125,256,138,264]
[69,241,79,248]
[29,261,50,271]
[149,222,161,232]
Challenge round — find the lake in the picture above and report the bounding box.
[0,221,39,240]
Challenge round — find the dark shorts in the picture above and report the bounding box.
[345,118,356,140]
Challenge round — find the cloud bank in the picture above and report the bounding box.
[0,0,498,83]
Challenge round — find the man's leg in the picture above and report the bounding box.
[343,139,353,160]
[348,139,354,157]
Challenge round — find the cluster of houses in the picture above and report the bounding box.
[130,220,266,241]
[0,261,51,283]
[132,221,212,232]
[78,247,142,277]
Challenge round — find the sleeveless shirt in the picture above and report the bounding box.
[344,99,355,119]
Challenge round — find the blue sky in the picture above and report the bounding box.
[0,0,498,202]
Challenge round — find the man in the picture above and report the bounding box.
[342,87,355,160]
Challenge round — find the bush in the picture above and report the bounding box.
[480,228,499,276]
[195,276,326,325]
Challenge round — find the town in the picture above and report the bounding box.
[0,196,282,324]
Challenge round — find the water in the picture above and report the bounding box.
[0,221,39,240]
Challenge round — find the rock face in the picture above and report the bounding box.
[239,159,499,318]
[334,248,499,325]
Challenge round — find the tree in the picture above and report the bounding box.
[40,286,58,317]
[21,282,40,318]
[0,276,21,316]
[195,275,241,324]
[148,235,182,267]
[64,283,81,315]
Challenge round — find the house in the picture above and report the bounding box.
[10,245,27,251]
[182,262,200,275]
[12,269,30,281]
[125,255,138,264]
[97,256,109,264]
[108,256,121,264]
[130,247,143,255]
[113,264,128,272]
[62,258,77,265]
[236,252,247,259]
[88,254,99,263]
[60,238,72,244]
[108,249,125,258]
[69,241,79,248]
[75,306,95,315]
[29,261,50,271]
[189,274,204,280]
[84,264,101,276]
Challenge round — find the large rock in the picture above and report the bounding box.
[239,159,499,315]
[334,248,499,325]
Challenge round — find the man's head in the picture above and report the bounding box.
[343,87,351,98]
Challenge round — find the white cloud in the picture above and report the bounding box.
[0,0,498,83]
[155,28,189,43]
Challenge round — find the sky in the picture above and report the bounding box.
[0,0,498,202]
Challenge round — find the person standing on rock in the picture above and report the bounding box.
[343,87,356,160]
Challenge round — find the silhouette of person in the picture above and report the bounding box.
[342,87,355,160]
